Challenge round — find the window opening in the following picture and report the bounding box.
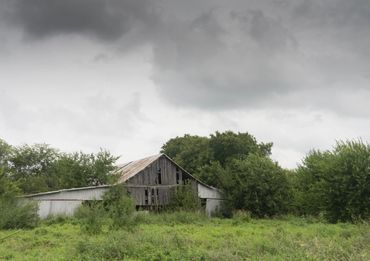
[144,189,149,205]
[157,167,162,184]
[151,188,155,204]
[176,167,180,184]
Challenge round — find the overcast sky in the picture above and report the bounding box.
[0,0,369,168]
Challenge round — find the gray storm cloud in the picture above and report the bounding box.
[1,0,370,115]
[149,0,370,112]
[1,0,159,40]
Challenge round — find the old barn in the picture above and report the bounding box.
[25,154,222,217]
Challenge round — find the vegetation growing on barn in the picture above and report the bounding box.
[74,185,137,234]
[166,181,201,212]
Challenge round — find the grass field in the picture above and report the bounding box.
[0,213,369,261]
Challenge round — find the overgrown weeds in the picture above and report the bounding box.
[0,199,39,229]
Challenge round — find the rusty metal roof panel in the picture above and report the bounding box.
[116,154,162,183]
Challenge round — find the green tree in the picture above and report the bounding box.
[292,150,330,216]
[196,161,227,188]
[0,139,13,174]
[161,131,272,186]
[53,150,119,189]
[209,131,272,166]
[223,155,291,217]
[161,131,280,216]
[2,138,119,194]
[161,134,212,174]
[9,144,59,193]
[0,168,39,229]
[295,140,370,222]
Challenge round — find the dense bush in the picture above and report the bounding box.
[0,199,39,229]
[0,169,39,229]
[162,131,285,217]
[161,131,272,187]
[294,140,370,222]
[102,184,136,229]
[167,181,201,212]
[75,185,137,233]
[223,155,291,217]
[74,201,104,235]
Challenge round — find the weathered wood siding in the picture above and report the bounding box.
[126,186,173,206]
[125,155,195,207]
[126,156,184,186]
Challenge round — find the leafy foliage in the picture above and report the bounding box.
[52,150,119,190]
[161,134,212,174]
[223,155,291,217]
[0,168,39,229]
[102,184,136,229]
[167,181,201,212]
[161,130,272,188]
[0,139,12,172]
[0,199,39,230]
[0,137,119,194]
[197,161,227,189]
[209,131,272,166]
[9,144,59,193]
[294,140,370,222]
[75,185,137,234]
[162,131,286,217]
[74,201,104,235]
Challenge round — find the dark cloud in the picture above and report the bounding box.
[2,0,159,40]
[151,7,301,109]
[148,0,370,114]
[1,0,370,115]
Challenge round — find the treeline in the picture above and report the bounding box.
[1,131,369,225]
[0,139,119,229]
[162,131,370,223]
[0,139,118,194]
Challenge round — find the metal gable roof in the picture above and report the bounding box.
[115,153,220,192]
[116,154,162,183]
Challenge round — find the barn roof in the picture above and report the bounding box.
[116,154,162,183]
[116,153,219,191]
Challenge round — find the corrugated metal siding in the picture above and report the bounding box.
[28,187,109,201]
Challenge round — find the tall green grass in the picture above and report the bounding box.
[0,215,369,260]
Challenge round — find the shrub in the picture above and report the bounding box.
[0,198,39,229]
[102,184,136,229]
[74,201,104,235]
[223,154,292,218]
[75,185,137,233]
[295,140,370,223]
[0,169,39,229]
[167,181,201,212]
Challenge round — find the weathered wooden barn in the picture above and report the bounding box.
[25,154,223,217]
